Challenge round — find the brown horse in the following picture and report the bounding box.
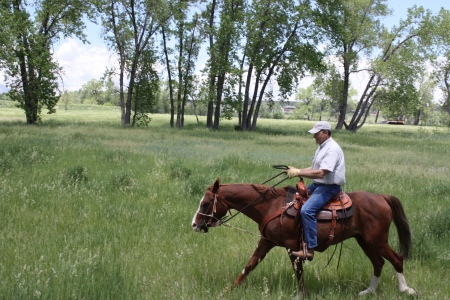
[191,178,417,296]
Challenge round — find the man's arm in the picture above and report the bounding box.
[286,166,330,179]
[299,167,329,179]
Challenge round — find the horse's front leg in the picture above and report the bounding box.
[233,238,275,287]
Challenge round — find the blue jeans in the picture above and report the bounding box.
[301,183,342,249]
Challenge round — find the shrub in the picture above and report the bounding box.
[0,158,12,172]
[430,207,450,238]
[110,172,136,190]
[64,165,88,185]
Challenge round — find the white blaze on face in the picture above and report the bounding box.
[192,196,204,228]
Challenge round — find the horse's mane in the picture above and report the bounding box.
[251,184,286,199]
[208,183,287,200]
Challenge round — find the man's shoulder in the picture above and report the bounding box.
[324,138,344,154]
[324,137,341,148]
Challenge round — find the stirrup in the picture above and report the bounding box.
[291,248,314,261]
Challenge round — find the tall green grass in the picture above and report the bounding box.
[0,106,449,299]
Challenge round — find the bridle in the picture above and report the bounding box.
[195,190,229,227]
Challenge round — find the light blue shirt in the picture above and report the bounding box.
[311,137,346,185]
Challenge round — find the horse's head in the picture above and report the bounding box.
[192,178,229,233]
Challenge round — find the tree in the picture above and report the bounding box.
[103,77,120,106]
[0,0,93,124]
[153,81,172,114]
[80,79,105,105]
[314,0,390,130]
[414,76,435,125]
[437,55,450,115]
[203,0,245,130]
[347,6,440,131]
[311,65,350,119]
[161,1,202,128]
[131,50,159,127]
[240,0,323,131]
[433,9,450,115]
[295,86,321,120]
[100,0,169,126]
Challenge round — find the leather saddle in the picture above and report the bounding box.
[285,181,353,220]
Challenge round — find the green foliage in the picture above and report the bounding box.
[314,0,390,129]
[80,79,106,105]
[272,111,284,119]
[131,50,159,127]
[238,0,324,131]
[0,0,93,124]
[99,0,169,125]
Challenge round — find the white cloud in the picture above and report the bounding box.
[54,38,117,91]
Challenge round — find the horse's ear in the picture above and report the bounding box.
[212,178,220,192]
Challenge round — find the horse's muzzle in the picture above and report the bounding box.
[192,221,209,233]
[192,221,220,233]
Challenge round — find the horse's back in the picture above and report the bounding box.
[348,190,392,211]
[346,190,395,235]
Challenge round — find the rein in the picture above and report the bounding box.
[217,165,290,226]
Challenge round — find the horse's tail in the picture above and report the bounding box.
[383,195,412,260]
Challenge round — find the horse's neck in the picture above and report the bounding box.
[221,184,283,223]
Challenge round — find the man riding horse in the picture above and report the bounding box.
[286,121,346,260]
[193,121,416,295]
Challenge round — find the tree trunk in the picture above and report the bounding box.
[347,76,381,132]
[124,58,139,125]
[15,27,38,124]
[251,67,275,130]
[162,27,175,128]
[213,74,225,130]
[237,50,246,128]
[241,63,253,131]
[246,72,260,130]
[336,63,349,130]
[176,24,184,129]
[414,110,421,126]
[119,58,126,125]
[206,0,216,129]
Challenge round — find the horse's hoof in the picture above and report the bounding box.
[358,288,374,295]
[223,284,235,291]
[404,288,417,296]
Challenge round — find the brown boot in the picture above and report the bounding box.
[291,248,314,261]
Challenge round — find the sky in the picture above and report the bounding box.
[1,0,449,97]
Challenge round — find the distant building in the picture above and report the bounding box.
[283,106,296,113]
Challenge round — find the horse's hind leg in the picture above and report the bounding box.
[378,243,417,295]
[355,236,385,295]
[233,238,275,287]
[356,237,416,296]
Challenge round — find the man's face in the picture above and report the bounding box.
[313,130,329,144]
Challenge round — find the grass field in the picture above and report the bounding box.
[0,105,449,299]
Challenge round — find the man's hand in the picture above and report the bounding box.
[286,166,302,178]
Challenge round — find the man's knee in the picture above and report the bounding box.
[300,206,315,218]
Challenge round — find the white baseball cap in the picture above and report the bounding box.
[308,121,332,134]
